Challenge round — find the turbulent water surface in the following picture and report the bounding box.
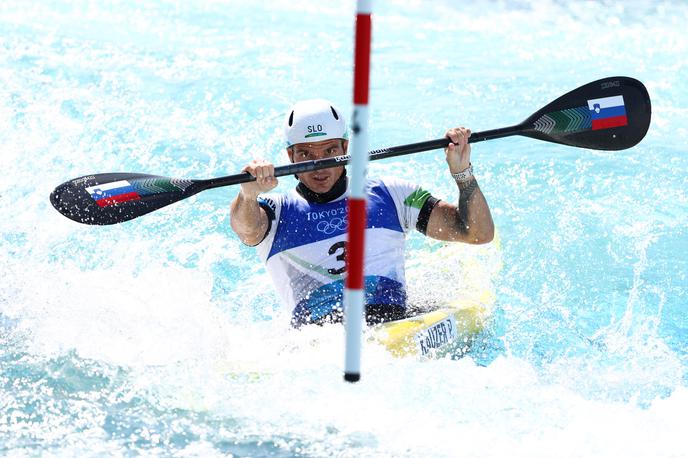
[1,1,687,456]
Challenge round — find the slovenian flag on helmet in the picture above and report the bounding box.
[587,95,628,130]
[85,180,141,207]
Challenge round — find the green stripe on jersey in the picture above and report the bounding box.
[283,251,342,280]
[403,188,431,209]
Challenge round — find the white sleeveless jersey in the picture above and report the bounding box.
[255,176,434,325]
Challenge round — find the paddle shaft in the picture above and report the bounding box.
[202,124,521,191]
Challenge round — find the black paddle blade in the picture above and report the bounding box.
[50,173,204,225]
[520,76,651,151]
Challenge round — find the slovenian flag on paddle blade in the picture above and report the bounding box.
[587,95,628,130]
[85,180,141,207]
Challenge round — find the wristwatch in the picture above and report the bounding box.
[451,163,473,183]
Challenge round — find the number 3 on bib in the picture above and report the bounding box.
[328,241,347,275]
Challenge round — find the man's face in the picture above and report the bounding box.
[288,139,348,194]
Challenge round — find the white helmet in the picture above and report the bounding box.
[284,99,348,147]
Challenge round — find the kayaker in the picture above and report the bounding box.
[230,99,494,327]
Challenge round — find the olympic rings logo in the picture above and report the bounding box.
[316,217,347,234]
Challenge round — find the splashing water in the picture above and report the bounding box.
[1,1,687,456]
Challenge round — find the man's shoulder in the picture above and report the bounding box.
[368,176,435,210]
[368,175,420,194]
[258,188,317,218]
[257,190,294,216]
[257,188,299,207]
[368,175,407,187]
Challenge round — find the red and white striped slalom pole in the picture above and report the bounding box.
[344,0,372,383]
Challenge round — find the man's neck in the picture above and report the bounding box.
[296,172,348,203]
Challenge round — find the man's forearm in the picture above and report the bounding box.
[230,191,268,246]
[456,178,494,244]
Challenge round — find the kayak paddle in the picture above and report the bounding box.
[50,76,651,225]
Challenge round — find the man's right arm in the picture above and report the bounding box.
[229,159,278,246]
[230,192,270,246]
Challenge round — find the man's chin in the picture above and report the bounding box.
[305,181,333,193]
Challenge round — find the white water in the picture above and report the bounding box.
[1,1,687,456]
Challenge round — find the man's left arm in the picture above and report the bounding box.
[424,127,495,244]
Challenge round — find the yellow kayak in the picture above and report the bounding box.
[371,292,494,358]
[370,234,501,358]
